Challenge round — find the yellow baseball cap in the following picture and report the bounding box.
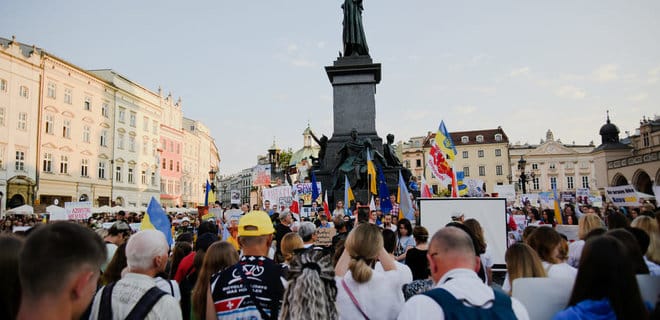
[238,211,275,236]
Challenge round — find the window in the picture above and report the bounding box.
[462,151,469,159]
[101,103,109,118]
[84,97,91,111]
[494,134,503,142]
[100,130,108,147]
[169,141,173,152]
[416,159,421,167]
[43,153,53,172]
[45,114,54,134]
[176,162,180,172]
[118,108,125,123]
[83,126,91,143]
[142,138,149,154]
[47,82,56,98]
[129,112,136,127]
[129,136,135,152]
[81,159,89,177]
[0,108,4,126]
[62,120,71,138]
[550,177,557,190]
[461,136,469,143]
[151,172,156,186]
[496,165,503,176]
[463,167,470,177]
[169,160,173,171]
[60,155,69,174]
[115,166,122,182]
[479,166,485,176]
[143,117,149,132]
[0,79,6,92]
[531,163,538,170]
[549,163,556,170]
[476,135,484,143]
[128,168,134,184]
[160,180,166,193]
[17,112,27,131]
[152,120,158,134]
[176,143,180,154]
[478,150,484,158]
[15,151,25,171]
[19,86,29,98]
[117,133,124,149]
[0,144,5,170]
[161,139,166,150]
[141,170,147,184]
[495,149,501,157]
[567,176,574,189]
[98,161,106,179]
[582,176,589,188]
[532,177,539,190]
[162,158,166,169]
[642,133,650,147]
[64,88,72,104]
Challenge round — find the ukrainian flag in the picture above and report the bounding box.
[435,121,458,161]
[366,148,377,195]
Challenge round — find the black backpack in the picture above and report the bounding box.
[98,282,167,320]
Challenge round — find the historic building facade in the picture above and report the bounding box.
[159,94,184,207]
[182,118,220,207]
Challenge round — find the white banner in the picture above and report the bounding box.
[605,185,640,207]
[262,186,293,208]
[493,185,516,202]
[521,193,539,206]
[230,190,241,204]
[65,201,92,220]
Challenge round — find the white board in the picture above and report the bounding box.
[419,198,508,266]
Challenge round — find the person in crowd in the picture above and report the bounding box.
[298,221,318,249]
[541,209,557,227]
[606,211,629,229]
[0,234,24,320]
[382,213,397,232]
[395,218,416,262]
[316,213,333,229]
[180,233,219,319]
[89,229,181,319]
[503,243,547,295]
[557,233,570,263]
[169,241,193,279]
[625,227,660,275]
[389,194,400,217]
[174,221,218,283]
[208,211,285,319]
[280,249,337,320]
[605,229,649,274]
[275,210,294,262]
[280,232,304,267]
[191,241,238,320]
[101,242,127,285]
[405,226,430,281]
[332,216,349,250]
[521,225,538,244]
[463,219,493,285]
[564,204,578,224]
[527,227,577,280]
[18,222,106,320]
[527,207,544,226]
[335,223,408,319]
[398,226,529,319]
[552,236,649,320]
[567,214,604,268]
[333,200,346,218]
[631,215,660,265]
[264,200,275,216]
[378,229,413,281]
[102,220,131,272]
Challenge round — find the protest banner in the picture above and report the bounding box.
[252,164,271,187]
[493,185,516,202]
[464,178,484,197]
[314,227,336,247]
[65,201,92,220]
[521,193,539,206]
[210,208,223,220]
[605,185,640,207]
[230,190,241,204]
[575,188,591,205]
[538,192,552,209]
[555,225,579,242]
[262,186,293,208]
[560,191,576,203]
[292,182,323,205]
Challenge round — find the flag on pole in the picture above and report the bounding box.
[311,171,320,204]
[366,148,377,195]
[204,180,211,207]
[435,120,458,161]
[398,171,415,221]
[323,191,330,219]
[142,197,173,246]
[289,199,300,214]
[377,165,392,214]
[455,171,468,196]
[421,176,433,198]
[552,184,563,225]
[344,175,355,210]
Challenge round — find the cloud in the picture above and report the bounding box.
[593,64,619,82]
[628,93,648,102]
[452,105,477,115]
[556,85,586,99]
[509,67,530,77]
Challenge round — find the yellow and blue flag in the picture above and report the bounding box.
[398,171,415,221]
[344,175,355,210]
[366,148,377,195]
[142,197,173,246]
[435,121,457,161]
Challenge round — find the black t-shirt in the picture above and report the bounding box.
[405,247,430,280]
[211,255,285,319]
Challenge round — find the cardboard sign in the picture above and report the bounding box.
[605,185,640,207]
[314,227,336,247]
[65,201,92,220]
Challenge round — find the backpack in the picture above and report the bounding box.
[98,282,167,320]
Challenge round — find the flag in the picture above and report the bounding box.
[421,177,433,198]
[369,196,376,210]
[428,140,454,181]
[204,180,211,207]
[323,191,330,219]
[366,148,377,195]
[142,197,173,246]
[552,185,563,225]
[311,171,320,204]
[289,199,299,214]
[344,175,355,210]
[397,171,415,221]
[455,171,468,196]
[435,120,457,161]
[377,165,392,214]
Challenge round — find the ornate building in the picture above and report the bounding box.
[159,93,184,207]
[181,118,220,207]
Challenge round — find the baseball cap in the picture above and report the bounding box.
[238,210,275,236]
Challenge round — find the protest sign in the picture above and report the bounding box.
[252,164,271,187]
[314,227,336,247]
[521,193,539,206]
[494,185,516,202]
[538,192,552,209]
[556,225,579,242]
[65,201,92,220]
[560,191,576,203]
[605,185,640,207]
[464,178,484,197]
[292,182,323,205]
[575,188,591,205]
[230,190,241,204]
[262,186,293,208]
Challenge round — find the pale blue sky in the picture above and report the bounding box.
[3,0,659,174]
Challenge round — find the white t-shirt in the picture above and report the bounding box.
[154,277,181,301]
[567,239,585,268]
[102,242,118,272]
[480,247,494,284]
[542,261,577,280]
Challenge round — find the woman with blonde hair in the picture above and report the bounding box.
[631,215,660,264]
[464,219,493,285]
[280,232,304,267]
[567,214,604,268]
[335,223,407,319]
[504,243,547,295]
[192,241,238,320]
[527,227,577,280]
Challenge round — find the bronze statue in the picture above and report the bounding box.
[342,0,369,56]
[383,133,402,168]
[310,131,328,168]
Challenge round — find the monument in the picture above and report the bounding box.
[314,0,411,207]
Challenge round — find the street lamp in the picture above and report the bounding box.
[518,156,527,194]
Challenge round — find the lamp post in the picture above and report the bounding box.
[518,156,527,194]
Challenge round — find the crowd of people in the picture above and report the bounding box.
[1,195,659,319]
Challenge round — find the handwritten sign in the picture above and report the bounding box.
[605,185,640,207]
[65,201,92,220]
[575,188,591,205]
[262,186,293,208]
[314,227,336,247]
[292,182,323,205]
[555,225,579,242]
[494,185,516,202]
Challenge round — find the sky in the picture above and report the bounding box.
[2,0,659,175]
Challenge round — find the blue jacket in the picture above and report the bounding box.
[553,299,615,320]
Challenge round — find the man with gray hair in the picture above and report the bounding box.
[89,229,182,319]
[397,227,529,320]
[298,221,318,248]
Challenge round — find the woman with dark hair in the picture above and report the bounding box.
[542,209,556,227]
[564,204,578,225]
[404,226,430,280]
[194,241,238,320]
[605,229,649,274]
[527,207,544,226]
[553,236,649,319]
[395,218,415,262]
[169,241,193,279]
[0,234,24,320]
[101,242,127,284]
[281,249,337,320]
[606,212,630,230]
[527,227,577,280]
